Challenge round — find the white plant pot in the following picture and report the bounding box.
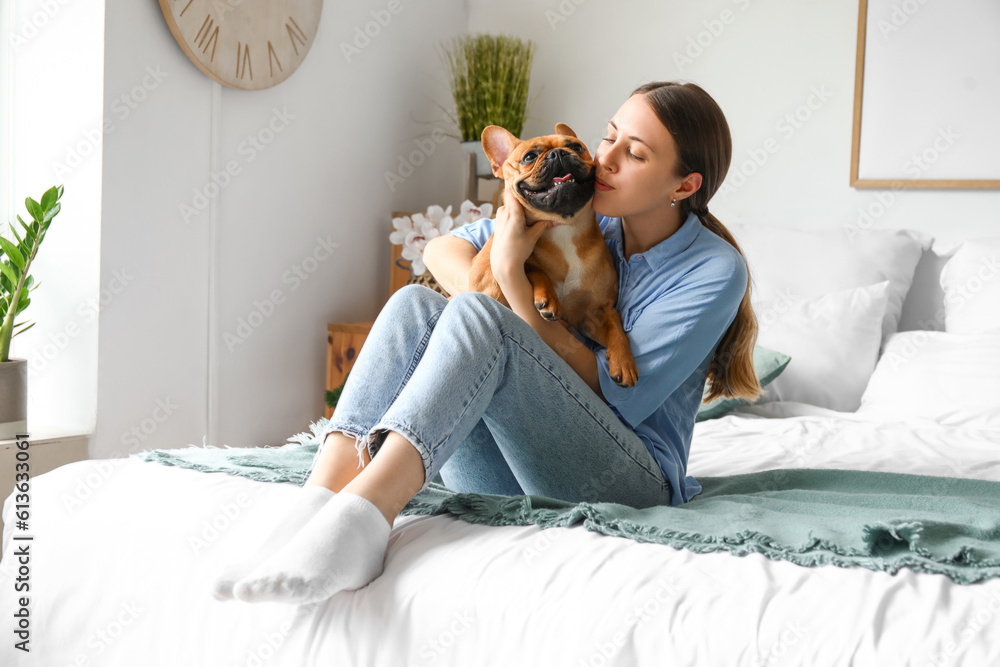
[460,140,494,177]
[0,358,28,440]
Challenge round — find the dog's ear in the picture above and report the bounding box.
[481,126,519,178]
[555,123,578,138]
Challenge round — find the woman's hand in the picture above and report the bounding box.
[490,181,553,282]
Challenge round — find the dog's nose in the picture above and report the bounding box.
[544,149,577,171]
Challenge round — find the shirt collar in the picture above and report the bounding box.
[607,210,703,268]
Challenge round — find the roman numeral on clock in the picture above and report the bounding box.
[195,14,218,62]
[286,16,307,56]
[235,41,253,80]
[267,41,283,77]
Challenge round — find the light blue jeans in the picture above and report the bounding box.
[312,284,672,508]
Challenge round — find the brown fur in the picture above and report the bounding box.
[466,123,638,388]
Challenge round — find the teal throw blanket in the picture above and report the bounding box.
[131,419,1000,585]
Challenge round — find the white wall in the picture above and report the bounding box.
[8,0,999,459]
[94,0,470,458]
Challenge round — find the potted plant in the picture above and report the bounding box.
[439,33,538,176]
[0,184,63,440]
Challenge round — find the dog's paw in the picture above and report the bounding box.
[534,298,562,322]
[606,352,638,388]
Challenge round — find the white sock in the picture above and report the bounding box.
[232,491,392,605]
[210,484,336,601]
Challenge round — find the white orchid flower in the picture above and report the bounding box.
[390,201,494,276]
[424,204,453,226]
[389,215,415,245]
[453,199,494,226]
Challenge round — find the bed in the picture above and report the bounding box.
[2,224,999,666]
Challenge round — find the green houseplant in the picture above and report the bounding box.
[439,33,538,176]
[0,184,63,439]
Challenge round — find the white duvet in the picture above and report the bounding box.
[2,403,999,667]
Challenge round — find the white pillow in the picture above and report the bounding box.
[939,236,1000,334]
[728,222,931,356]
[857,330,1000,429]
[754,280,891,412]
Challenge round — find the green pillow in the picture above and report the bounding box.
[695,345,792,422]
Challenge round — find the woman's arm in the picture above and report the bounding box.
[485,181,610,405]
[424,232,608,403]
[496,267,609,405]
[423,234,478,296]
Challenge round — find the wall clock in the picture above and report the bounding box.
[158,0,323,91]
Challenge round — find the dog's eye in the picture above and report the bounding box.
[520,152,538,164]
[565,143,584,153]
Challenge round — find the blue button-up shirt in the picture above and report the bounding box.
[449,210,747,505]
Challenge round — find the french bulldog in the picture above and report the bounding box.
[467,123,638,388]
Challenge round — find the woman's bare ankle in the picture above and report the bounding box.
[305,431,373,492]
[340,431,426,528]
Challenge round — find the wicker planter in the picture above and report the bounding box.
[394,257,451,299]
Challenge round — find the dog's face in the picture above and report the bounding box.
[482,123,596,222]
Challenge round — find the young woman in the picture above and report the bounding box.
[210,80,762,606]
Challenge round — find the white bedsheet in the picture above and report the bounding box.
[2,405,999,667]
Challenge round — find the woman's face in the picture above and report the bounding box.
[593,93,686,219]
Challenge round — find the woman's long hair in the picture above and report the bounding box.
[630,81,763,404]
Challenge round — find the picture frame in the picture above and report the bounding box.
[850,0,1000,189]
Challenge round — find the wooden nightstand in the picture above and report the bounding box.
[324,322,373,420]
[0,429,90,557]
